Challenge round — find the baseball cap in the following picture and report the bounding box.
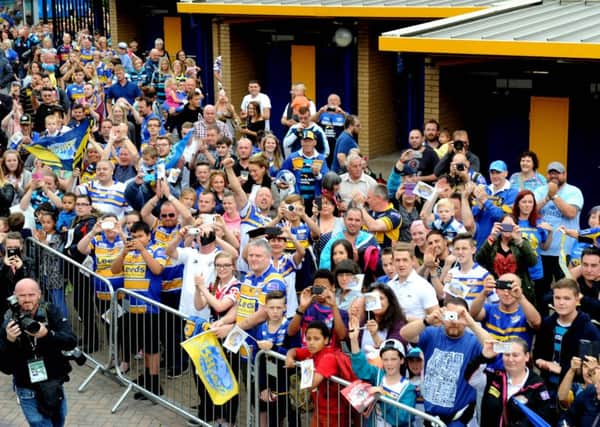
[11,81,21,87]
[379,339,406,357]
[406,347,424,359]
[547,161,566,173]
[19,114,31,125]
[489,160,507,173]
[117,42,127,49]
[301,129,316,140]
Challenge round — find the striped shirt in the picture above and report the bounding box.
[77,180,128,218]
[151,220,184,293]
[123,244,166,313]
[448,263,498,306]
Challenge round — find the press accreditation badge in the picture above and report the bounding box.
[28,359,48,383]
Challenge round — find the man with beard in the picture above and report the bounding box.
[401,129,439,183]
[418,230,453,299]
[577,247,600,322]
[424,119,443,154]
[331,114,360,173]
[318,207,378,270]
[534,161,583,314]
[401,297,491,426]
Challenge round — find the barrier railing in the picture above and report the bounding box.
[25,237,115,393]
[111,288,253,426]
[23,238,446,427]
[254,349,448,427]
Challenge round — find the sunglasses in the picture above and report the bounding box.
[160,213,176,218]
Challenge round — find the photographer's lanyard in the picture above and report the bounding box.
[27,336,48,384]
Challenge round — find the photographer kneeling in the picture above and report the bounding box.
[0,278,77,426]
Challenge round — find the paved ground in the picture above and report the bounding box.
[0,364,191,426]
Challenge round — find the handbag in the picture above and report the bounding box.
[35,378,64,418]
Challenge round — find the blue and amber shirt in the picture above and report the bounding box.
[66,83,85,104]
[89,233,124,300]
[123,244,166,313]
[368,203,402,249]
[151,220,184,294]
[235,265,286,324]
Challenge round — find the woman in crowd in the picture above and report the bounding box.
[476,338,553,426]
[330,239,354,270]
[349,322,416,427]
[221,189,241,241]
[1,149,31,206]
[395,182,422,242]
[151,57,172,104]
[509,151,547,191]
[334,259,364,313]
[314,196,344,261]
[171,60,186,82]
[108,103,136,141]
[409,220,429,264]
[353,282,407,356]
[242,153,274,201]
[511,190,553,306]
[240,100,265,145]
[259,132,283,178]
[476,214,538,304]
[209,170,228,215]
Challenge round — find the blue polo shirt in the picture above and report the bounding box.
[106,80,142,105]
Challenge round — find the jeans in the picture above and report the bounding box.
[15,385,67,427]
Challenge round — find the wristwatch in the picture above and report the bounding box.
[551,194,559,200]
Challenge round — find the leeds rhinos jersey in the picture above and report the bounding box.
[236,265,286,324]
[123,244,166,313]
[89,233,124,300]
[151,219,184,293]
[77,180,128,218]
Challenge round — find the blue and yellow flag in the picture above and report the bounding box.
[24,120,91,171]
[180,330,239,405]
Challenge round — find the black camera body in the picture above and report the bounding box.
[6,295,41,335]
[61,347,87,366]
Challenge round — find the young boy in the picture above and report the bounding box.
[445,233,498,307]
[250,291,295,427]
[287,270,348,349]
[534,278,600,396]
[376,247,396,284]
[56,192,77,232]
[429,198,467,242]
[285,320,351,427]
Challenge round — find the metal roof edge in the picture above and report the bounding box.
[380,0,541,37]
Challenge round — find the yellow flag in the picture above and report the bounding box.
[180,330,239,405]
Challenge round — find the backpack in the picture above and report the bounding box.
[333,349,357,383]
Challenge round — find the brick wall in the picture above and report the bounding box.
[213,23,257,115]
[108,0,138,45]
[357,21,396,158]
[439,68,463,133]
[424,62,439,121]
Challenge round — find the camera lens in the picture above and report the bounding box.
[287,205,295,212]
[21,317,41,334]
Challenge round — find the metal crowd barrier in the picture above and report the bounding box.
[25,237,115,393]
[111,288,253,426]
[254,349,448,427]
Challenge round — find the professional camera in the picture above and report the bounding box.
[61,347,87,366]
[453,140,465,151]
[455,163,466,172]
[6,295,41,334]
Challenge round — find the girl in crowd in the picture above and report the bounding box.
[314,196,344,261]
[221,190,241,241]
[349,321,416,427]
[1,149,30,206]
[240,100,265,145]
[194,251,240,321]
[334,259,364,313]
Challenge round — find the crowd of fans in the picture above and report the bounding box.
[0,11,599,427]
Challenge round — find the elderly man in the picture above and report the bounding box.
[143,49,161,85]
[338,152,377,206]
[192,104,232,140]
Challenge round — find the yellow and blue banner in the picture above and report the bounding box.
[180,330,238,405]
[24,120,91,171]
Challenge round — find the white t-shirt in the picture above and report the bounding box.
[388,270,438,319]
[173,246,218,319]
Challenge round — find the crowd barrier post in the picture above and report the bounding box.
[111,288,252,426]
[25,238,116,393]
[254,349,448,427]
